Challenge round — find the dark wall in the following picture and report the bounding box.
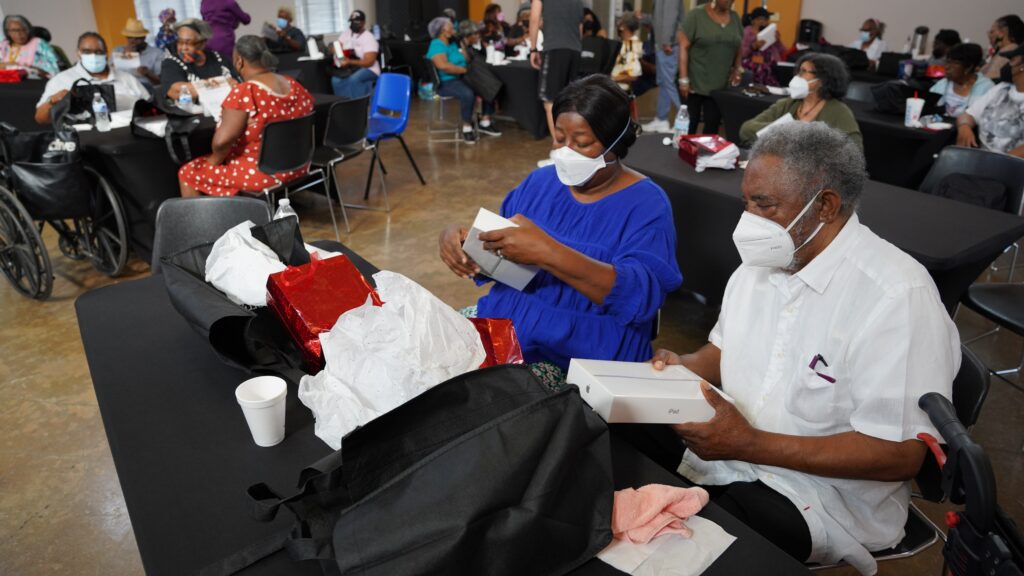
[377,0,468,40]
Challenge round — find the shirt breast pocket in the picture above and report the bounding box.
[784,368,839,429]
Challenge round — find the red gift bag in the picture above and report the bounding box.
[267,254,383,372]
[677,134,737,169]
[470,318,525,368]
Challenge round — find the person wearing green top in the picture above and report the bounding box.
[677,0,742,135]
[739,53,863,151]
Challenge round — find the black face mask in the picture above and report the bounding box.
[350,21,364,34]
[583,21,598,32]
[757,24,767,31]
[1000,62,1013,83]
[932,47,945,59]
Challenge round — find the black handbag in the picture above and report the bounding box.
[933,173,1008,211]
[465,53,503,102]
[130,98,204,165]
[69,77,116,116]
[0,102,91,220]
[160,217,311,373]
[203,364,614,576]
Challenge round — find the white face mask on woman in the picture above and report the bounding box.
[788,75,818,99]
[550,120,631,187]
[731,189,825,268]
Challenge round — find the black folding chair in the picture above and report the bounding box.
[310,96,373,232]
[422,56,464,145]
[150,196,270,274]
[241,113,343,241]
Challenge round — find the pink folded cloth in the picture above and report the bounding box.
[611,484,710,544]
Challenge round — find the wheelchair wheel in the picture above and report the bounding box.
[0,185,53,299]
[78,166,127,277]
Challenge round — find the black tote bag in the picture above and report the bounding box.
[0,102,91,220]
[160,217,311,373]
[464,53,503,103]
[206,365,614,576]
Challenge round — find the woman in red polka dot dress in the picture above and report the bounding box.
[179,35,314,197]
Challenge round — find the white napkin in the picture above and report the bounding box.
[598,515,737,576]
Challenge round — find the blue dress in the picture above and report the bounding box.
[477,166,683,370]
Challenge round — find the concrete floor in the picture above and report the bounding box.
[0,93,1021,575]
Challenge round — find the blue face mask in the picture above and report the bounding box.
[80,53,108,74]
[859,30,872,43]
[277,17,289,29]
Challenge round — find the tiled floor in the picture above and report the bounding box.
[0,93,1021,575]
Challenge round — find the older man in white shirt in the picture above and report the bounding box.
[652,121,960,575]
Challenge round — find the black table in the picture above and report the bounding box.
[627,134,1024,310]
[491,60,547,139]
[77,93,343,263]
[712,87,955,188]
[0,79,47,131]
[76,245,810,576]
[275,52,332,95]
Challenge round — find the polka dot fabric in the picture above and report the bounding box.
[178,76,315,196]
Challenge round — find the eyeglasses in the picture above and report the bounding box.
[176,39,203,47]
[4,27,27,34]
[79,49,106,55]
[797,67,817,77]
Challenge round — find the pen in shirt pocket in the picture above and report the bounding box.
[809,354,836,383]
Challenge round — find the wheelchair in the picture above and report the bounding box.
[0,121,128,300]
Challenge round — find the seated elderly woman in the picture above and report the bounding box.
[439,75,682,388]
[610,12,643,91]
[265,6,306,53]
[652,121,959,573]
[34,32,149,124]
[739,53,862,150]
[427,17,500,143]
[1,15,60,79]
[177,36,313,196]
[929,43,994,118]
[160,18,238,104]
[956,44,1024,158]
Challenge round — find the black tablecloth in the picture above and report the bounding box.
[76,245,810,576]
[0,80,47,131]
[627,134,1024,310]
[275,52,332,95]
[491,61,547,139]
[712,87,955,188]
[77,94,343,263]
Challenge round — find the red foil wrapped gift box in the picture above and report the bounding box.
[267,255,382,373]
[470,318,525,368]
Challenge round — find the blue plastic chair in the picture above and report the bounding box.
[359,73,426,209]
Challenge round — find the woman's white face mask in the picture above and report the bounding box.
[788,75,818,99]
[551,120,631,187]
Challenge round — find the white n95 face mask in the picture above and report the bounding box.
[732,190,825,268]
[788,75,814,99]
[551,119,631,187]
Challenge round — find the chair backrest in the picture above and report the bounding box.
[919,146,1024,216]
[150,196,270,273]
[845,81,875,104]
[915,344,991,502]
[422,56,442,90]
[579,36,607,77]
[324,95,371,150]
[370,72,412,133]
[257,113,317,176]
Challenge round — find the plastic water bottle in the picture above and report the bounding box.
[274,198,298,222]
[671,105,689,149]
[372,24,381,40]
[92,93,110,132]
[177,88,193,112]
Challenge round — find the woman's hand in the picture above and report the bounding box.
[479,214,556,267]
[752,39,765,50]
[439,224,480,279]
[651,348,684,370]
[957,124,978,148]
[678,82,691,100]
[730,67,743,86]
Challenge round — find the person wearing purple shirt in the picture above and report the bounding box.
[201,0,251,58]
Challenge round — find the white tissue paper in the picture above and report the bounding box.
[299,271,486,449]
[695,144,740,173]
[204,221,286,307]
[598,515,737,576]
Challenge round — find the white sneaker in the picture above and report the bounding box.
[537,158,555,168]
[641,118,672,133]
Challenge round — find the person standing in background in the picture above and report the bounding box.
[155,9,178,52]
[641,0,684,134]
[530,0,584,164]
[201,0,251,59]
[677,0,742,136]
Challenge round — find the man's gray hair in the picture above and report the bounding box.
[428,16,450,39]
[750,122,866,213]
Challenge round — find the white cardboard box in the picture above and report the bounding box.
[567,359,730,424]
[461,208,539,291]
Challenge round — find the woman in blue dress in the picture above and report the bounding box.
[439,75,682,386]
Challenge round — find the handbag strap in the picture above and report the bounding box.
[197,528,291,576]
